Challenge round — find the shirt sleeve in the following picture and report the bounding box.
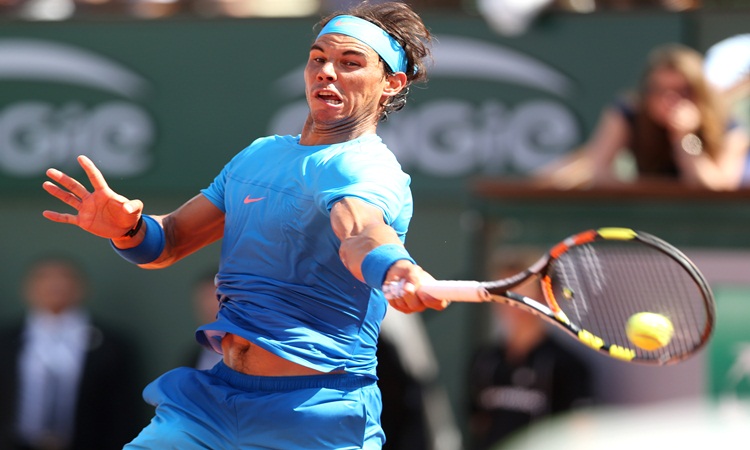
[313,147,411,226]
[200,164,229,213]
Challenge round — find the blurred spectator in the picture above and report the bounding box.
[477,0,554,36]
[0,255,146,450]
[605,0,702,10]
[466,248,593,450]
[704,33,750,131]
[322,0,465,14]
[378,306,463,450]
[534,43,750,190]
[705,34,750,185]
[15,0,75,20]
[0,0,714,21]
[192,0,320,18]
[477,0,701,36]
[0,0,27,17]
[321,0,398,13]
[182,271,223,370]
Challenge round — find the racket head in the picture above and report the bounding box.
[532,227,715,365]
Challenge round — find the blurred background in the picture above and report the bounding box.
[0,0,749,449]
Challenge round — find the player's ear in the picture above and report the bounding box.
[382,72,407,99]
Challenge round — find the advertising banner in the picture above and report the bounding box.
[0,14,683,199]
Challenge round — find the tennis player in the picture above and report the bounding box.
[41,2,447,449]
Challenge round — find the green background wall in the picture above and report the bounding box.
[1,9,748,444]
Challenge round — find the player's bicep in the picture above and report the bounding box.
[330,197,385,240]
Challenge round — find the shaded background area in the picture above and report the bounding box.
[1,1,749,448]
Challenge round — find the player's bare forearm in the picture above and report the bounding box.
[43,159,224,270]
[339,222,404,281]
[135,195,225,269]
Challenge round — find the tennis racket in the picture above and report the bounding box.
[384,228,715,365]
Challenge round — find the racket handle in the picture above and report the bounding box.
[383,280,491,302]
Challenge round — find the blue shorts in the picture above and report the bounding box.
[125,362,384,449]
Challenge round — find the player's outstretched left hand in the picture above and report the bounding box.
[42,155,143,239]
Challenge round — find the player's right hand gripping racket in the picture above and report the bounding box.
[385,228,715,365]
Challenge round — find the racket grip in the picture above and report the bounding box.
[383,280,491,302]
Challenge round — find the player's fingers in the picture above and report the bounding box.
[404,270,449,310]
[77,155,111,192]
[427,297,451,311]
[397,283,428,313]
[387,299,410,314]
[382,280,404,301]
[416,290,450,311]
[45,168,90,200]
[43,181,83,209]
[388,297,426,314]
[42,210,78,225]
[123,199,144,215]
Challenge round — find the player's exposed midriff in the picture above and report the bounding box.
[220,333,343,376]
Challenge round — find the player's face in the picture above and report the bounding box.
[304,33,393,134]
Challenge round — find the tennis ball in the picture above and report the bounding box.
[626,312,674,351]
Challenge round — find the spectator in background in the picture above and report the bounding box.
[705,34,750,185]
[705,34,750,108]
[466,248,593,450]
[321,0,399,13]
[534,43,750,190]
[704,34,750,146]
[0,255,145,450]
[476,0,701,37]
[182,271,223,370]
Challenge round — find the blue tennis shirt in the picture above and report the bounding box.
[196,134,412,378]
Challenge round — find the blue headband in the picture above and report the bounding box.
[317,15,408,74]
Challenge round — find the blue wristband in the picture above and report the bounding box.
[361,244,416,289]
[110,215,165,265]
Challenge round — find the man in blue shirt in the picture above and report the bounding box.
[42,2,448,448]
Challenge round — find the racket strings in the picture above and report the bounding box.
[547,240,711,362]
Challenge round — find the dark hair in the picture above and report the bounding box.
[24,253,87,282]
[318,1,433,120]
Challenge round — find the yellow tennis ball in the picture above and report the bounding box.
[626,312,674,351]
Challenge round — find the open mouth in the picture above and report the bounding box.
[317,91,343,105]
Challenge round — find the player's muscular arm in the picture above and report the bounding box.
[113,194,225,269]
[43,156,225,269]
[331,197,448,313]
[330,197,401,281]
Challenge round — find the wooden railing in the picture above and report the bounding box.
[467,178,750,277]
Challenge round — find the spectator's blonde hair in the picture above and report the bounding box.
[634,44,728,167]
